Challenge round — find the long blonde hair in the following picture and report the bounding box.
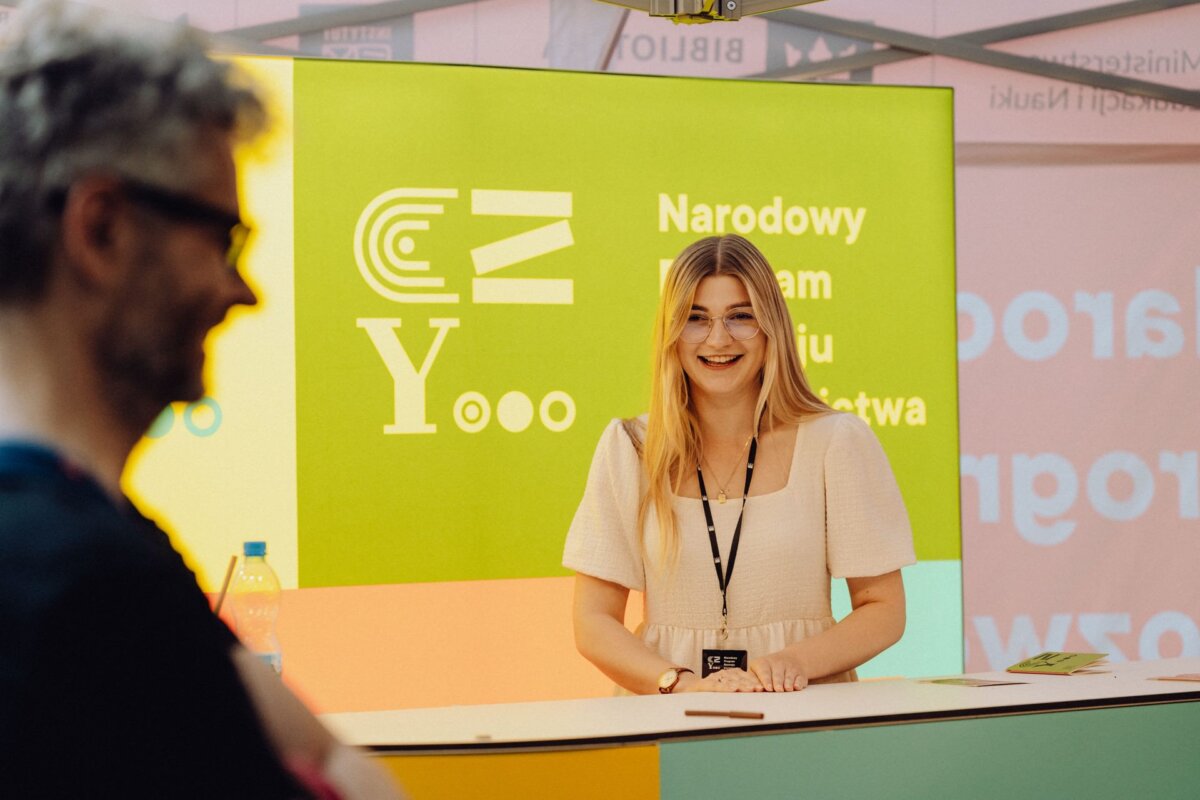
[637,235,829,564]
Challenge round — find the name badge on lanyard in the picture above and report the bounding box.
[702,649,749,677]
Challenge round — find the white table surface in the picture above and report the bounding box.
[320,657,1200,751]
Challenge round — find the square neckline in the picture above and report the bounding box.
[670,421,803,503]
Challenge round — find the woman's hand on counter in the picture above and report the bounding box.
[679,669,764,693]
[748,651,810,692]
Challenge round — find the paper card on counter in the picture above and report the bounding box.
[1006,652,1108,675]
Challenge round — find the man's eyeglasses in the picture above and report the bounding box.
[679,308,761,343]
[119,178,252,269]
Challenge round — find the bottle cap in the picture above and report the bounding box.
[243,541,267,557]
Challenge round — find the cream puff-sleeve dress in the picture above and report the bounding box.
[563,411,916,684]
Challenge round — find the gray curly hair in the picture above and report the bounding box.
[0,0,268,302]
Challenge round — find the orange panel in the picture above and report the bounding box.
[270,577,644,713]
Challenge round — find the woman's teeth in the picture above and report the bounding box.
[700,354,741,366]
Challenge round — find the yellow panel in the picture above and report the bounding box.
[124,56,299,590]
[377,746,659,800]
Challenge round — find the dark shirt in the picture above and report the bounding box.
[0,443,306,798]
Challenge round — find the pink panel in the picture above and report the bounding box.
[936,5,1200,144]
[958,161,1200,670]
[414,0,548,67]
[934,0,1121,35]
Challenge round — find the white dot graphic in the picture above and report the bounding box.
[539,390,576,432]
[497,391,534,432]
[453,392,490,433]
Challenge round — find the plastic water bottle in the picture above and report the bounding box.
[230,540,283,675]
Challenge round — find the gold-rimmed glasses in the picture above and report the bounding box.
[679,308,761,343]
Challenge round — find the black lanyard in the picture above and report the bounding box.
[695,437,757,641]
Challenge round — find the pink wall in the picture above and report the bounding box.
[957,161,1200,668]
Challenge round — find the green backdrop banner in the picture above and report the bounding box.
[293,61,958,588]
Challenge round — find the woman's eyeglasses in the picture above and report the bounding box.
[679,309,761,343]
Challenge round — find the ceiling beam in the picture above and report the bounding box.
[757,0,1200,81]
[762,5,1200,108]
[957,142,1200,166]
[597,10,633,72]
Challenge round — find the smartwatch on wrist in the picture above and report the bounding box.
[657,667,694,694]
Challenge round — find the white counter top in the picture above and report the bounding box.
[321,657,1200,752]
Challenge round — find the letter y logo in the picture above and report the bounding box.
[357,317,460,433]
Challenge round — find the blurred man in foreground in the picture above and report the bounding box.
[0,2,402,796]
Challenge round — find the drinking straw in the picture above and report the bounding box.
[213,554,238,615]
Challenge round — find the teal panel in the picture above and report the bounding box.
[661,701,1200,799]
[832,559,962,678]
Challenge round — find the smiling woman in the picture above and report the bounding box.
[676,275,766,409]
[564,234,916,696]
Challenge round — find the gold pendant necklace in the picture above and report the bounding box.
[700,434,754,504]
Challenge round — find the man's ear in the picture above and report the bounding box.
[58,175,132,289]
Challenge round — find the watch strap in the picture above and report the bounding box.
[658,667,695,694]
